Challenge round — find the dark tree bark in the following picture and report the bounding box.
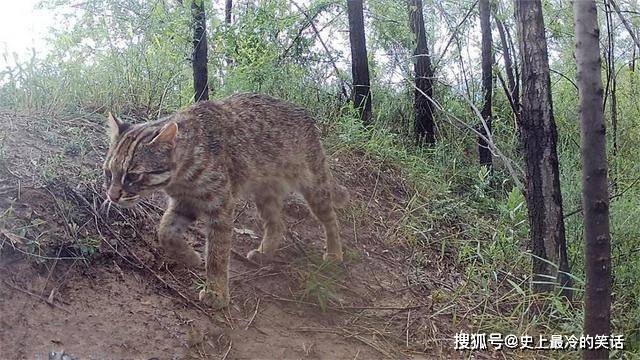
[408,0,435,145]
[632,40,637,72]
[610,45,619,162]
[347,0,372,124]
[224,0,234,69]
[496,17,519,112]
[514,0,572,298]
[192,0,209,102]
[225,0,232,24]
[504,23,521,102]
[630,0,639,71]
[573,1,612,359]
[478,0,493,167]
[604,0,618,158]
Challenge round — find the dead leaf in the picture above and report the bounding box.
[233,227,258,239]
[0,228,26,245]
[46,288,55,305]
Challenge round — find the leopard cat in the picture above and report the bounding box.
[103,93,348,309]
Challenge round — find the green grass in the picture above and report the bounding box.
[321,104,638,357]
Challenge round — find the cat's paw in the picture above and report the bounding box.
[198,286,230,310]
[168,249,202,269]
[247,249,273,264]
[164,247,202,269]
[180,250,202,268]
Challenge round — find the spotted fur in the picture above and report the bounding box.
[103,93,347,309]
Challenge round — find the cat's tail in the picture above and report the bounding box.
[331,180,350,209]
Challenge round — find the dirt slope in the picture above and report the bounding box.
[0,110,462,359]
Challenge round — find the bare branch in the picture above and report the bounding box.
[290,0,350,96]
[609,0,640,50]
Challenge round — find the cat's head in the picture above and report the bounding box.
[103,113,177,207]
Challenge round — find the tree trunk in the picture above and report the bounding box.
[347,0,372,124]
[478,0,493,167]
[632,0,639,71]
[496,17,519,112]
[514,0,572,298]
[604,0,618,158]
[505,23,521,107]
[408,0,435,145]
[611,41,618,161]
[224,0,234,69]
[192,0,209,102]
[225,0,232,24]
[573,1,612,359]
[632,41,636,71]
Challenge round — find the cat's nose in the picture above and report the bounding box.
[107,188,121,202]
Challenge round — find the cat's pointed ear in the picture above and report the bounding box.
[106,112,124,143]
[148,122,178,146]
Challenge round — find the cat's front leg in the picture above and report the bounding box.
[198,195,233,309]
[158,200,202,268]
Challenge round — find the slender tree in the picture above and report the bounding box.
[192,0,209,102]
[505,22,520,100]
[478,0,493,167]
[604,0,618,158]
[496,16,519,112]
[610,0,640,50]
[225,0,233,24]
[633,0,639,71]
[347,0,372,123]
[224,0,234,69]
[291,0,348,100]
[514,0,572,298]
[573,1,612,358]
[408,0,435,145]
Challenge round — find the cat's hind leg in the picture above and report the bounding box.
[300,182,343,263]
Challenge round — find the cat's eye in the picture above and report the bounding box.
[124,172,143,184]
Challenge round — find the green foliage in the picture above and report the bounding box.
[1,0,194,113]
[41,153,67,182]
[72,235,101,257]
[298,256,344,312]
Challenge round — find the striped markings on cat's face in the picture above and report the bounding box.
[103,112,177,207]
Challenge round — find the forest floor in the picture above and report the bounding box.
[0,109,471,359]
